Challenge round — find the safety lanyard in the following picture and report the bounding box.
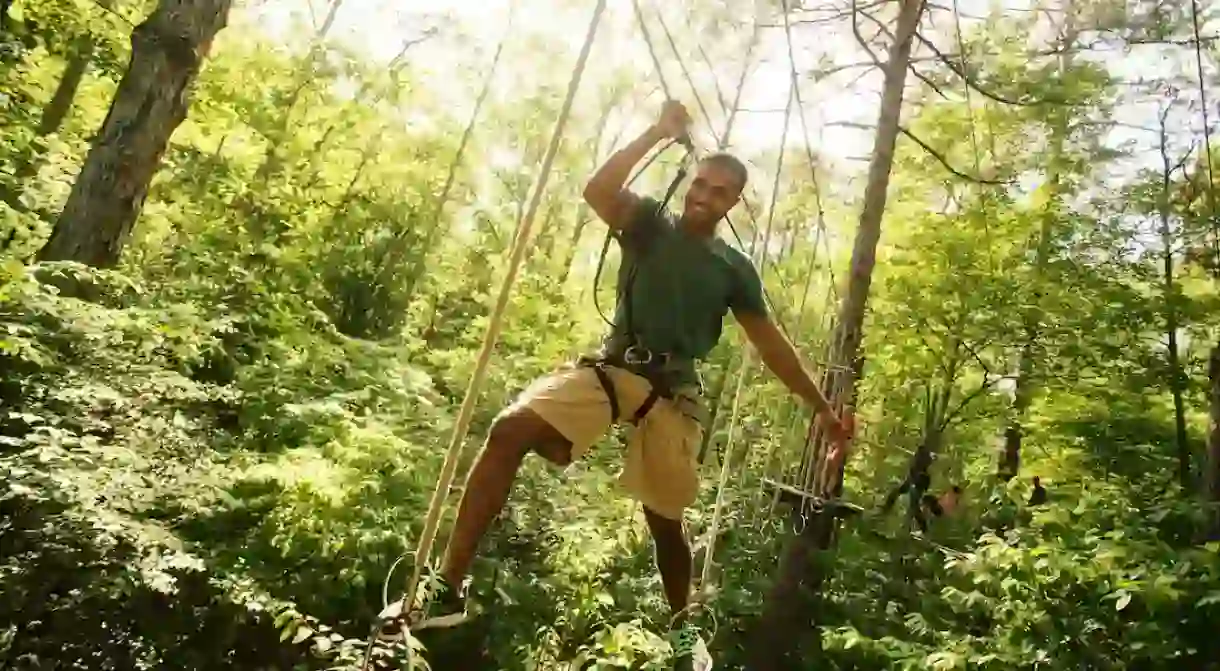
[593,142,695,346]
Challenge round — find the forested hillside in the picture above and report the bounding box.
[2,0,1220,669]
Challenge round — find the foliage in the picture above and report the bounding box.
[2,0,1220,669]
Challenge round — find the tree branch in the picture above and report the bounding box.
[940,373,1005,430]
[899,125,1009,184]
[911,29,1087,107]
[855,4,956,102]
[851,0,885,70]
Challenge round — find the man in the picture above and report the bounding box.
[882,448,934,518]
[1028,476,1047,506]
[383,100,852,666]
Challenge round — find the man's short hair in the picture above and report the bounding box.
[699,152,749,192]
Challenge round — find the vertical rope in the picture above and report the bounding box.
[404,0,609,606]
[699,348,752,587]
[654,5,720,145]
[632,0,676,101]
[778,0,846,501]
[698,60,796,589]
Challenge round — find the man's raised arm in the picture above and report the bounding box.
[583,101,690,230]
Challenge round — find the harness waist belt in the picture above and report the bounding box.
[576,349,694,425]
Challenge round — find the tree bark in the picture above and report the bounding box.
[233,0,342,236]
[3,1,112,207]
[747,0,925,667]
[1208,342,1220,540]
[999,346,1032,480]
[36,0,233,268]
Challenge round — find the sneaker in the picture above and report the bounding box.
[669,622,712,671]
[376,574,468,640]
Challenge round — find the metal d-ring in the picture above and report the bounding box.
[623,345,653,365]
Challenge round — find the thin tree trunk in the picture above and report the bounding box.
[999,346,1032,479]
[298,30,435,193]
[38,43,94,136]
[748,0,924,667]
[559,100,616,282]
[5,2,111,205]
[37,0,233,268]
[1157,106,1191,488]
[1208,341,1220,539]
[235,0,342,231]
[1000,15,1076,481]
[391,17,512,307]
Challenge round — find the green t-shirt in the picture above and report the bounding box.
[604,196,767,386]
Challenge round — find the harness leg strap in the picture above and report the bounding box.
[590,364,621,422]
[631,389,661,425]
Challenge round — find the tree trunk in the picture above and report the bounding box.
[999,17,1076,481]
[38,40,95,136]
[4,2,112,206]
[299,30,434,193]
[999,345,1032,480]
[395,19,509,303]
[559,99,616,283]
[1157,108,1191,489]
[1208,342,1220,540]
[37,0,233,268]
[747,0,925,667]
[236,0,342,233]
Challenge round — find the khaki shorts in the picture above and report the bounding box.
[501,364,705,520]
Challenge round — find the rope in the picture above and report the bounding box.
[756,77,796,277]
[650,19,809,354]
[401,0,608,615]
[631,0,677,102]
[654,6,721,146]
[698,348,753,587]
[720,22,762,149]
[771,0,852,503]
[697,60,796,590]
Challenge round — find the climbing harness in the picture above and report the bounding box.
[584,140,697,425]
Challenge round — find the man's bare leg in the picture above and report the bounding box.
[643,507,692,622]
[440,407,573,587]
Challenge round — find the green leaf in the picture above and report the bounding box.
[1115,591,1131,611]
[292,625,314,645]
[1198,592,1220,607]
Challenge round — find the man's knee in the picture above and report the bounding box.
[489,407,573,466]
